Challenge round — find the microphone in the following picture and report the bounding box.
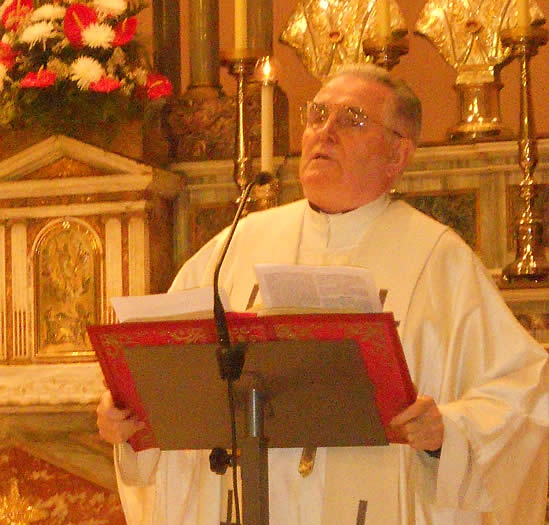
[210,172,273,525]
[213,172,273,380]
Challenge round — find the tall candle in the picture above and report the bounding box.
[261,81,274,174]
[377,0,391,39]
[517,0,530,29]
[260,57,274,174]
[235,0,247,49]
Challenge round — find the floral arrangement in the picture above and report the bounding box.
[0,0,172,134]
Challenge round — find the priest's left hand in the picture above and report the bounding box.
[389,394,444,452]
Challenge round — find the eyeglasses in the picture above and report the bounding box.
[302,101,404,138]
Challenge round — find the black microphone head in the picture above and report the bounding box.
[255,172,274,186]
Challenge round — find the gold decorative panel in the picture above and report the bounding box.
[33,218,102,361]
[280,0,407,79]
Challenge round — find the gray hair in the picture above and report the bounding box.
[327,63,422,145]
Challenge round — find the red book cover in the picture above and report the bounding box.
[87,312,416,451]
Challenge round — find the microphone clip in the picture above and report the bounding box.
[216,342,247,382]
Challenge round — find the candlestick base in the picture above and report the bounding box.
[362,34,409,71]
[502,216,549,283]
[246,176,281,213]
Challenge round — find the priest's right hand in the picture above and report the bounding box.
[96,390,145,444]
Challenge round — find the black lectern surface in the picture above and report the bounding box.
[122,339,387,450]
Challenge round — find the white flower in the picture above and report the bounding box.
[82,22,114,49]
[70,56,105,89]
[93,0,127,16]
[19,21,57,48]
[31,4,66,22]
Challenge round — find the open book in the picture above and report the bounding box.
[254,264,383,313]
[110,286,230,323]
[110,264,384,322]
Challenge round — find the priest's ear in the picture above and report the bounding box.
[385,136,416,187]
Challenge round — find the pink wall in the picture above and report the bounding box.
[169,0,549,153]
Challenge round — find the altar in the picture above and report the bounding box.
[0,135,184,522]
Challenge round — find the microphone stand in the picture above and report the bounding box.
[210,173,271,525]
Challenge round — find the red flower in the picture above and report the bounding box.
[113,17,137,46]
[20,69,56,88]
[63,4,97,47]
[89,76,122,93]
[1,0,33,32]
[145,73,173,100]
[0,42,18,69]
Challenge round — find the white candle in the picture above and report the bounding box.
[261,81,274,174]
[517,0,531,29]
[234,0,247,49]
[377,0,391,39]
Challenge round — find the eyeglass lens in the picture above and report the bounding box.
[305,102,366,129]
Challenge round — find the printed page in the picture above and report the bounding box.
[110,286,231,322]
[254,264,382,313]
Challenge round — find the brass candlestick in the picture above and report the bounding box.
[362,32,409,71]
[501,26,549,283]
[221,51,280,212]
[221,51,259,194]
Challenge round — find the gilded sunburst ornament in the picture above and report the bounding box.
[0,479,49,525]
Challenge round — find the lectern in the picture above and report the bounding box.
[88,312,415,525]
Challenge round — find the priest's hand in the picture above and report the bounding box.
[389,394,444,453]
[96,390,145,444]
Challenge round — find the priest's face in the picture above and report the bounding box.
[299,74,410,214]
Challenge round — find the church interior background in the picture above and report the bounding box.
[0,0,548,522]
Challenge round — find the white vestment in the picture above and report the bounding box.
[114,196,549,525]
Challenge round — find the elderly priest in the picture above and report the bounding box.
[97,64,549,525]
